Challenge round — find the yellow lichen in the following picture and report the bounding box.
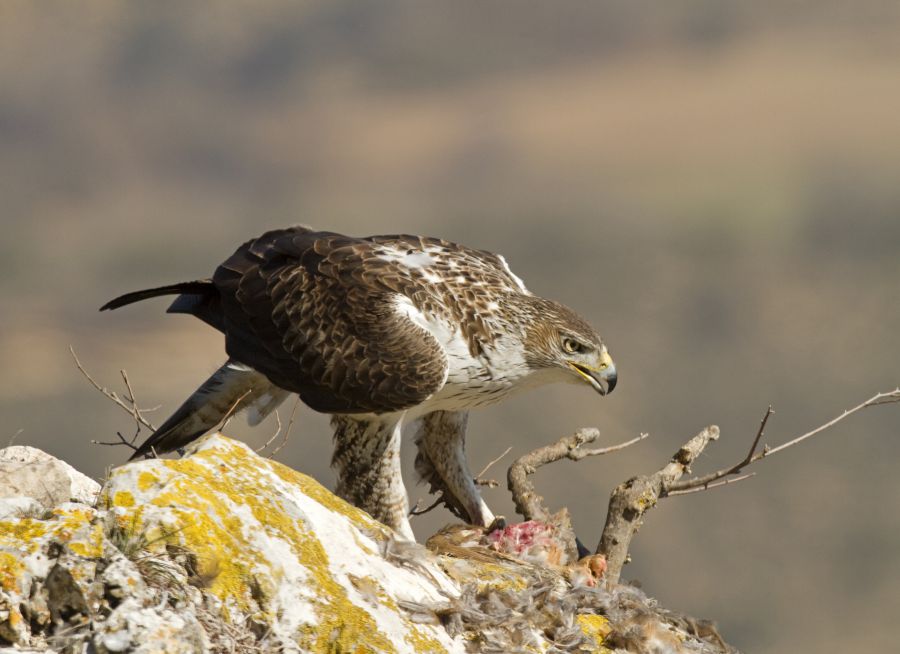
[576,614,612,651]
[0,552,24,592]
[107,438,399,652]
[112,490,135,508]
[268,460,387,535]
[404,626,448,654]
[0,519,47,553]
[67,521,105,559]
[137,471,161,492]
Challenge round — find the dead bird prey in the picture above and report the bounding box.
[102,226,617,540]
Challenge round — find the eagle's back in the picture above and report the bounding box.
[205,226,532,415]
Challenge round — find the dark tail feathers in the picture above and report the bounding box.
[100,281,213,311]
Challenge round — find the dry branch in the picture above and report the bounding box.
[668,389,900,494]
[474,446,512,488]
[257,397,301,459]
[596,426,719,584]
[508,428,648,522]
[595,388,900,584]
[8,429,23,447]
[71,346,158,433]
[71,346,163,452]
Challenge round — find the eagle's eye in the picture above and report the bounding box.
[562,337,583,354]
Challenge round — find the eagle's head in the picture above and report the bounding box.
[519,297,617,396]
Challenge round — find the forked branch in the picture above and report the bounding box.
[596,426,719,584]
[71,346,158,433]
[71,346,160,451]
[507,428,649,522]
[597,388,900,584]
[668,389,900,495]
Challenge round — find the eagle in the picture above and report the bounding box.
[101,226,616,540]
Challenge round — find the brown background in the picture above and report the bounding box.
[2,2,899,652]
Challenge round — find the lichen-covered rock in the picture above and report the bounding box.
[0,445,100,508]
[0,436,734,653]
[93,597,210,654]
[102,434,463,653]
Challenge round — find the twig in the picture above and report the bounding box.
[508,428,649,523]
[472,446,512,488]
[666,472,756,496]
[475,446,512,479]
[91,432,139,451]
[70,346,157,432]
[213,390,252,434]
[256,410,283,453]
[268,397,300,458]
[765,389,899,455]
[8,428,23,447]
[669,390,900,493]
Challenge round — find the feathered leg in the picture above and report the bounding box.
[331,414,414,540]
[130,360,286,460]
[413,410,495,527]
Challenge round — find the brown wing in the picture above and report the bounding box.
[212,226,448,414]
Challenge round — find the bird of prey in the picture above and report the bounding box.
[101,226,616,540]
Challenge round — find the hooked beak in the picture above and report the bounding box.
[569,351,617,396]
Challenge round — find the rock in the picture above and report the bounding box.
[0,445,100,507]
[93,598,209,654]
[0,434,736,653]
[0,497,44,521]
[102,434,464,653]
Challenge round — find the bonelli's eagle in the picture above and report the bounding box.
[102,226,616,539]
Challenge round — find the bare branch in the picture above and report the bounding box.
[570,432,649,460]
[669,390,900,494]
[596,389,900,584]
[597,425,719,584]
[71,346,157,432]
[764,389,899,456]
[256,410,283,453]
[8,429,23,447]
[508,428,649,522]
[72,346,163,454]
[268,397,300,458]
[666,472,756,496]
[470,446,513,489]
[475,446,512,479]
[91,432,139,451]
[666,406,770,493]
[213,390,252,435]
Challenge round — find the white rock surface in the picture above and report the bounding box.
[0,445,100,506]
[102,434,466,653]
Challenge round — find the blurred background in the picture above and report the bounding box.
[2,1,899,651]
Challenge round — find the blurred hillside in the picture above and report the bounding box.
[1,2,899,652]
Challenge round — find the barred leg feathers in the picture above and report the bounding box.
[331,415,414,540]
[413,410,495,527]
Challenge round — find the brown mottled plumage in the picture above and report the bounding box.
[102,226,617,539]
